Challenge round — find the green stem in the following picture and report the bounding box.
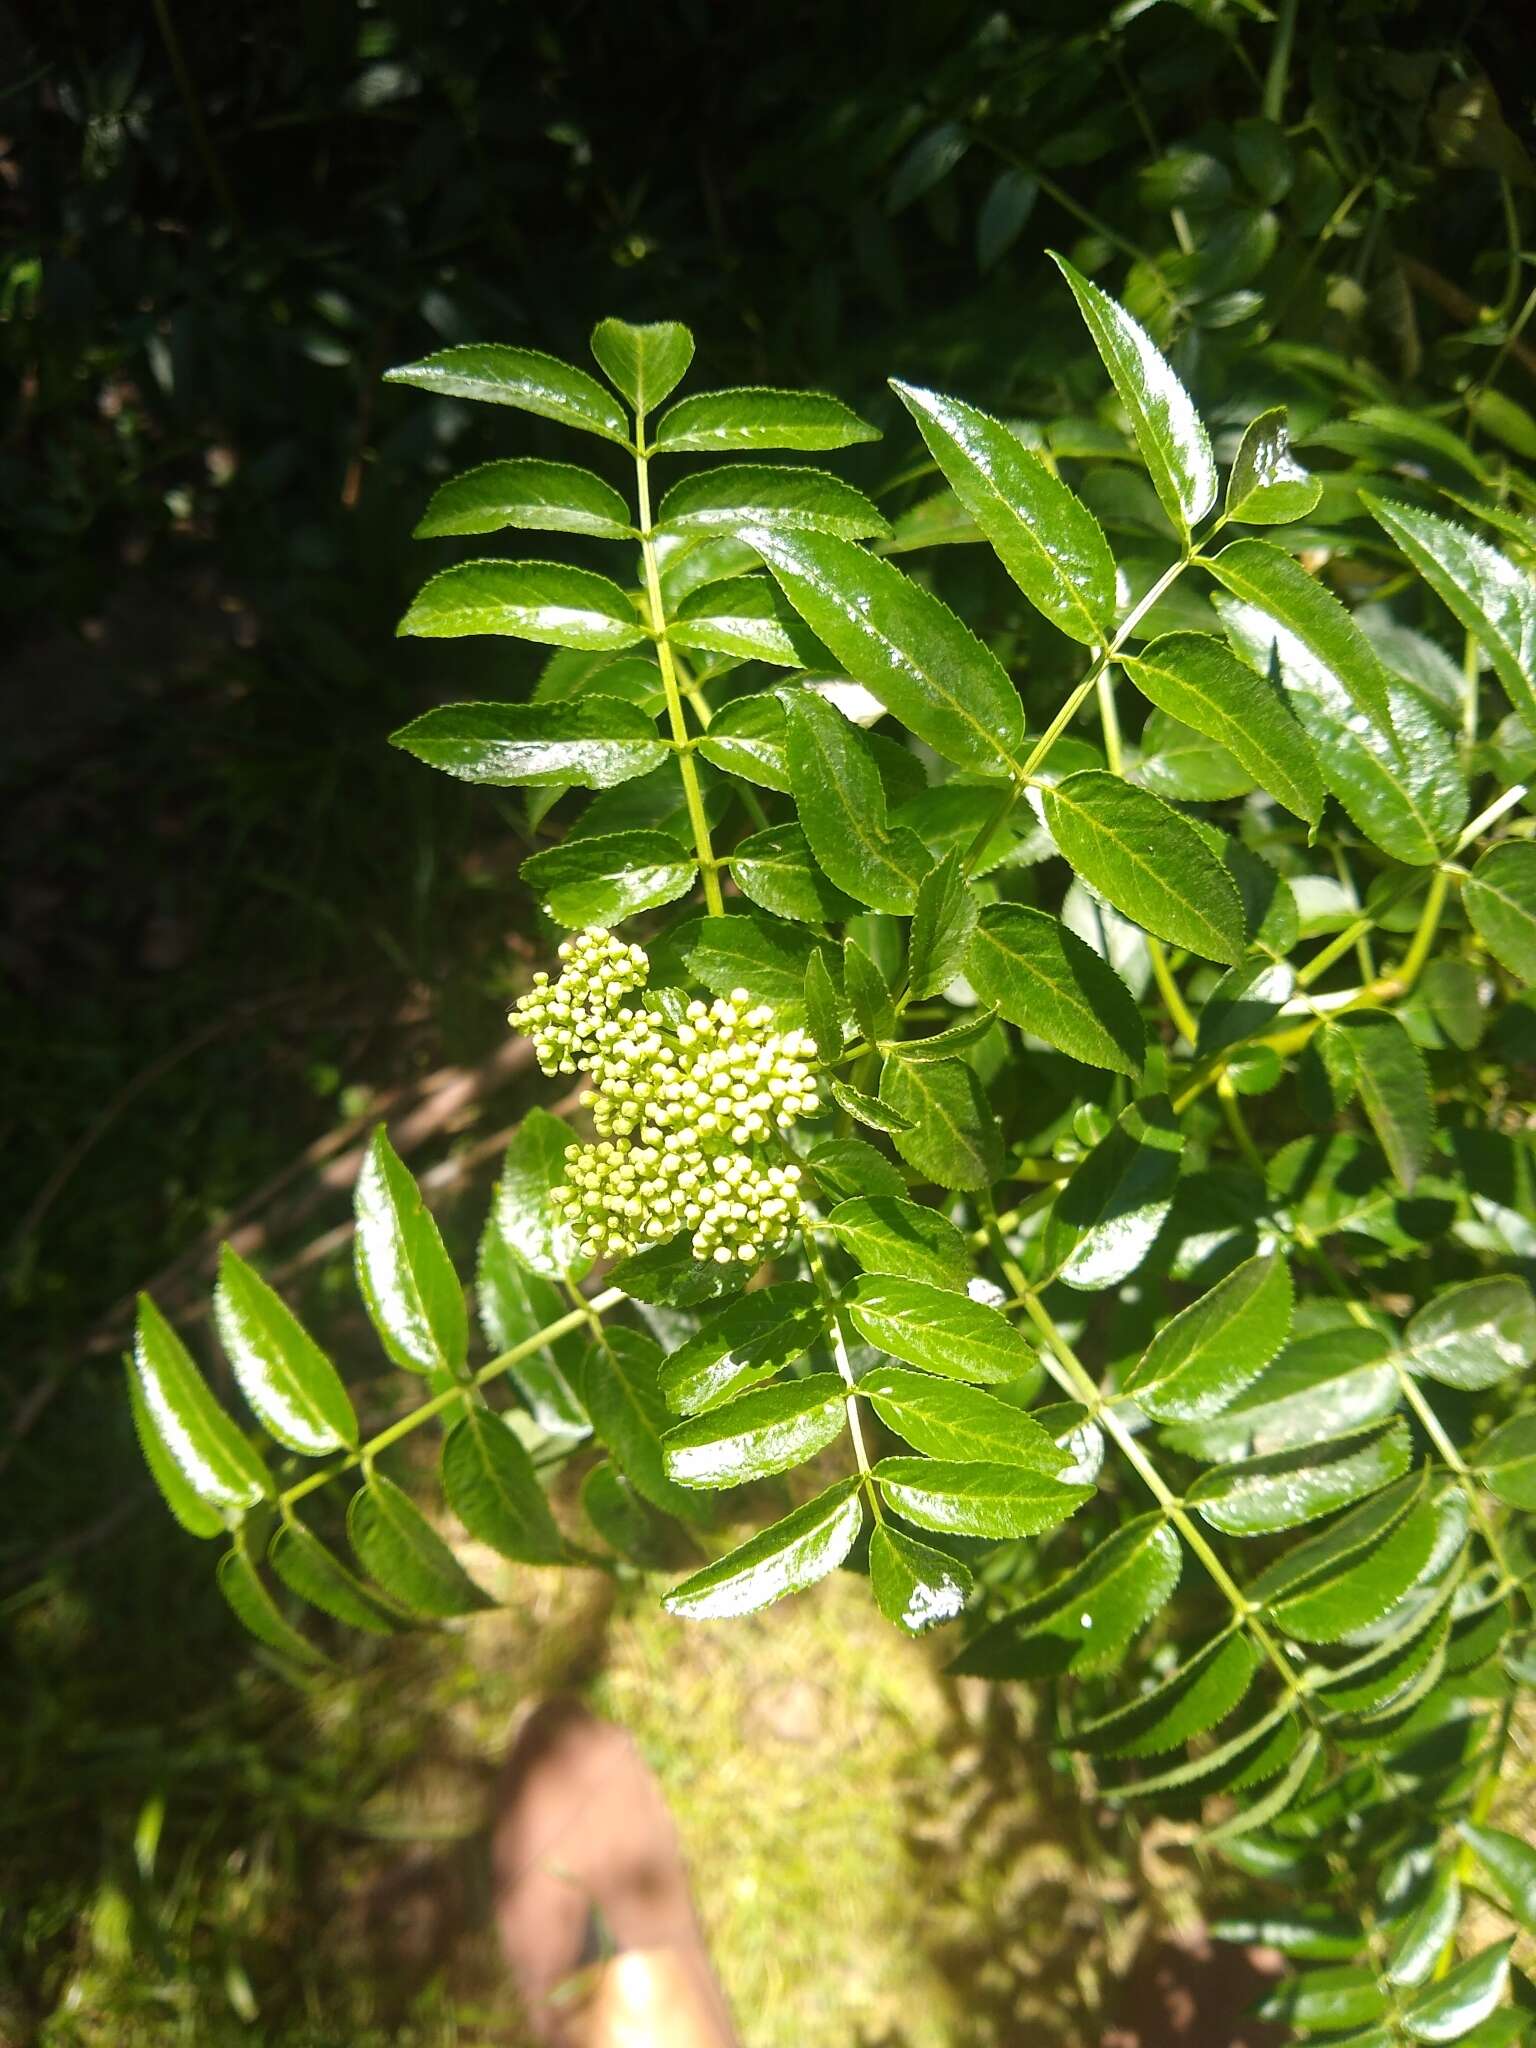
[1396,869,1449,989]
[1262,0,1299,123]
[277,1288,624,1511]
[802,1223,883,1521]
[635,436,725,915]
[1146,937,1198,1050]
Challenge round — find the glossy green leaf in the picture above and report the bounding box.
[1206,538,1393,732]
[861,1366,1066,1469]
[1107,1697,1297,1800]
[1226,407,1323,524]
[590,318,693,413]
[669,573,830,668]
[1471,1413,1536,1509]
[883,1012,997,1063]
[132,1294,268,1515]
[748,526,1025,772]
[353,1126,468,1376]
[1187,1419,1411,1535]
[1042,771,1245,966]
[414,458,633,540]
[696,690,790,792]
[785,692,932,913]
[908,849,978,1001]
[521,828,697,926]
[268,1520,399,1635]
[870,1526,973,1635]
[213,1247,357,1454]
[1123,1252,1293,1422]
[577,1329,713,1523]
[876,1457,1093,1539]
[1259,1964,1387,2034]
[494,1112,584,1282]
[1365,495,1536,731]
[1138,710,1252,803]
[662,1374,847,1488]
[1465,843,1536,983]
[608,1233,748,1310]
[965,902,1144,1076]
[804,1137,909,1207]
[1209,1909,1360,1962]
[804,944,844,1062]
[398,560,644,650]
[1387,1868,1462,1990]
[476,1224,587,1438]
[952,1515,1181,1677]
[217,1545,323,1664]
[1041,1096,1184,1290]
[657,464,888,541]
[1215,587,1456,866]
[846,1273,1037,1384]
[1257,1477,1439,1642]
[1198,958,1295,1055]
[653,387,878,454]
[126,1363,224,1538]
[1073,1631,1259,1757]
[384,344,629,444]
[1121,631,1324,824]
[658,1282,824,1415]
[662,1478,863,1619]
[1458,1824,1536,1932]
[390,696,667,789]
[348,1470,493,1617]
[880,1053,1003,1191]
[826,1196,971,1292]
[1164,1322,1401,1462]
[1402,1943,1511,2044]
[1333,1012,1434,1192]
[1405,1277,1536,1391]
[1051,253,1217,535]
[891,381,1116,645]
[830,1077,912,1132]
[728,821,856,924]
[843,937,896,1044]
[441,1406,564,1564]
[682,912,818,1012]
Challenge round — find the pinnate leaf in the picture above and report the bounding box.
[658,464,888,541]
[875,1457,1093,1539]
[415,458,633,540]
[384,344,629,443]
[846,1273,1034,1384]
[348,1470,493,1617]
[785,692,932,913]
[1465,843,1536,983]
[1187,1419,1411,1535]
[826,1196,971,1292]
[880,1053,1003,1191]
[909,849,978,1000]
[653,387,878,454]
[860,1366,1066,1468]
[952,1515,1182,1677]
[662,1375,847,1488]
[1042,1096,1184,1290]
[1226,407,1323,525]
[1123,1252,1293,1422]
[390,697,667,789]
[658,1282,825,1415]
[521,829,697,926]
[398,561,644,650]
[590,317,694,413]
[1405,1277,1536,1391]
[965,902,1144,1075]
[442,1407,565,1564]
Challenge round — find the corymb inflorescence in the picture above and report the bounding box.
[511,930,821,1265]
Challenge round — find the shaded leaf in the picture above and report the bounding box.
[1073,1631,1259,1757]
[785,692,932,913]
[682,912,818,1012]
[729,821,857,924]
[1406,1277,1536,1391]
[269,1520,399,1635]
[217,1545,323,1664]
[577,1329,713,1523]
[1471,1413,1536,1509]
[1041,1096,1184,1290]
[1226,407,1323,525]
[952,1515,1182,1677]
[909,849,979,1001]
[1466,843,1536,983]
[1122,1252,1293,1422]
[348,1470,493,1617]
[442,1407,565,1564]
[1187,1419,1411,1535]
[669,573,830,667]
[1333,1012,1434,1192]
[1458,1824,1536,1932]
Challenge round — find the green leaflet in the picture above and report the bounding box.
[682,912,819,1013]
[696,691,790,792]
[589,317,694,413]
[1198,959,1295,1055]
[657,464,889,541]
[1458,1823,1536,1932]
[348,1470,494,1618]
[1187,1419,1411,1535]
[1139,710,1253,803]
[1470,1413,1536,1509]
[1259,1963,1386,2034]
[1365,495,1536,732]
[524,829,698,927]
[1204,537,1396,733]
[1331,1012,1434,1193]
[891,381,1116,646]
[477,1219,587,1438]
[1105,1696,1297,1800]
[845,1273,1037,1383]
[1162,1322,1401,1462]
[494,1109,588,1281]
[804,945,844,1062]
[748,525,1025,773]
[1405,1276,1536,1391]
[663,1479,864,1619]
[398,560,645,650]
[1041,771,1246,967]
[1203,1731,1320,1847]
[1122,1251,1293,1422]
[965,902,1144,1076]
[785,692,932,913]
[132,1294,268,1516]
[908,850,978,1001]
[126,1363,226,1539]
[869,1526,973,1635]
[390,697,667,789]
[1051,253,1217,536]
[384,344,630,443]
[414,458,634,540]
[1225,408,1323,525]
[652,387,879,453]
[658,1281,825,1415]
[875,1457,1093,1540]
[353,1126,468,1376]
[843,936,897,1044]
[576,1329,714,1524]
[608,1233,749,1310]
[669,573,830,667]
[1121,631,1324,824]
[1386,1868,1462,1990]
[880,1054,1003,1191]
[860,1366,1066,1468]
[1257,1476,1441,1642]
[1072,1631,1260,1757]
[1465,842,1536,983]
[269,1520,399,1635]
[662,1375,847,1488]
[1400,1944,1512,2045]
[213,1247,358,1455]
[804,1137,909,1206]
[217,1545,323,1664]
[441,1407,565,1564]
[729,821,857,924]
[951,1515,1182,1677]
[826,1196,972,1292]
[1041,1096,1184,1291]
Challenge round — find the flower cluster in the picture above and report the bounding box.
[512,932,821,1265]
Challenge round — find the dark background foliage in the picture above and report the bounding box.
[4,1,1532,2039]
